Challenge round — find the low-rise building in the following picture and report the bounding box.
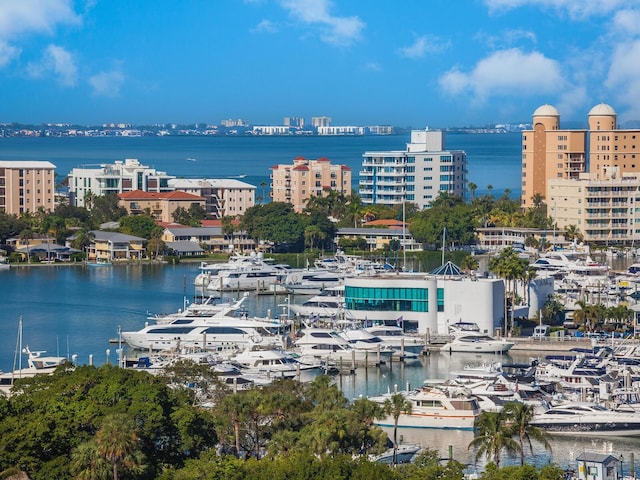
[335,227,423,252]
[168,178,255,218]
[89,231,145,261]
[0,160,56,215]
[68,158,175,208]
[162,225,256,252]
[118,190,205,223]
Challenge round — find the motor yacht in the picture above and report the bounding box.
[530,402,640,435]
[294,327,384,366]
[440,322,514,354]
[0,347,69,396]
[230,343,322,379]
[363,325,425,356]
[370,385,481,430]
[121,306,289,353]
[285,287,345,319]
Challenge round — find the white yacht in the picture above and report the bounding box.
[231,344,321,379]
[0,347,69,396]
[370,385,481,430]
[363,325,425,356]
[285,287,345,319]
[530,402,640,435]
[148,295,248,324]
[121,307,289,353]
[440,322,514,354]
[206,262,284,292]
[294,327,383,366]
[337,328,395,361]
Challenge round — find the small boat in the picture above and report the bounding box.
[186,157,197,162]
[370,444,421,464]
[87,258,112,267]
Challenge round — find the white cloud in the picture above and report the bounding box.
[483,0,634,20]
[89,69,125,97]
[439,48,564,100]
[605,39,640,118]
[612,9,640,37]
[0,40,20,68]
[0,0,80,70]
[253,19,278,34]
[278,0,364,46]
[397,35,448,59]
[364,62,381,72]
[27,44,77,86]
[0,0,80,39]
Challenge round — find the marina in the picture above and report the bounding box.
[4,257,640,471]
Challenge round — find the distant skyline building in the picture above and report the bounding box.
[359,129,467,209]
[68,158,175,208]
[168,178,255,218]
[312,116,331,128]
[0,160,56,215]
[270,157,352,213]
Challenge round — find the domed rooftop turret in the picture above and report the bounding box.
[588,103,616,116]
[533,104,560,117]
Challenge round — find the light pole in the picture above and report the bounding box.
[620,453,624,479]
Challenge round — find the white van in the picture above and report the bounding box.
[532,325,551,339]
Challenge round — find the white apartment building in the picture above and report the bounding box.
[317,126,365,136]
[548,173,640,244]
[168,178,255,218]
[68,158,175,208]
[359,129,467,209]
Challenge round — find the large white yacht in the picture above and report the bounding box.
[285,287,345,319]
[294,327,386,366]
[121,307,289,353]
[0,347,69,396]
[363,325,426,356]
[530,402,640,435]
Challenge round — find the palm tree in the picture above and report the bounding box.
[95,413,145,480]
[70,440,110,480]
[503,401,551,466]
[468,410,519,468]
[384,393,412,466]
[468,182,478,201]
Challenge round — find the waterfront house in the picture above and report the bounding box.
[89,231,145,261]
[162,225,256,253]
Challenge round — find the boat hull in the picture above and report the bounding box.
[440,341,514,354]
[376,412,477,430]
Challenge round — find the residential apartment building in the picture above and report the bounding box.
[359,129,467,209]
[168,178,255,218]
[270,157,352,213]
[118,190,206,223]
[521,104,587,208]
[162,225,256,253]
[68,158,175,208]
[548,173,640,244]
[0,160,56,215]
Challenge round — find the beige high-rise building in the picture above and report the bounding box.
[269,157,352,212]
[521,105,586,208]
[0,161,56,215]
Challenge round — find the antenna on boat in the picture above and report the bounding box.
[441,227,447,266]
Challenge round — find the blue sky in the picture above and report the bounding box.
[2,0,640,127]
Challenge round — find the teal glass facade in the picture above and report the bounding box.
[344,285,429,312]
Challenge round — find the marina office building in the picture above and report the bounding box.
[359,129,467,209]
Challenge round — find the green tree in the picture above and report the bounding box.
[468,182,478,200]
[468,410,519,468]
[118,214,162,239]
[241,202,305,249]
[503,401,551,466]
[383,393,412,466]
[95,413,145,480]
